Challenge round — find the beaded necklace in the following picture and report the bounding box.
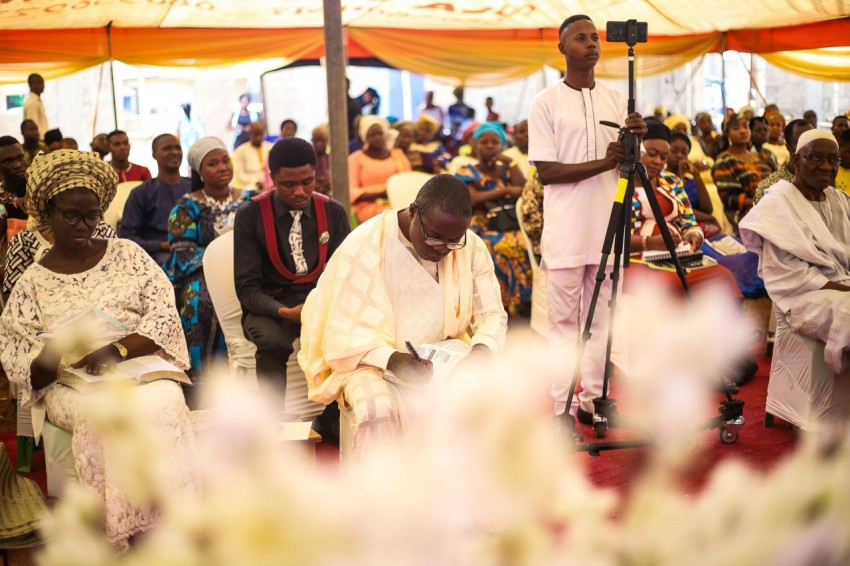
[202,188,234,212]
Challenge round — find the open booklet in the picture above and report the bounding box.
[36,305,127,341]
[58,355,192,392]
[705,235,748,256]
[384,339,472,390]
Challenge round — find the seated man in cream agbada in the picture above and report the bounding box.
[740,129,850,374]
[299,174,508,453]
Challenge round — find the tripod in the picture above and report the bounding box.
[561,29,745,453]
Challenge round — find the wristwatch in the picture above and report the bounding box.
[111,341,128,361]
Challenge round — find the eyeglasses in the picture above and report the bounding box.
[801,153,842,167]
[52,206,103,228]
[416,210,466,250]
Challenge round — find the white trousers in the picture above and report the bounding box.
[545,264,612,415]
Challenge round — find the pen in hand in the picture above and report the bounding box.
[405,341,422,361]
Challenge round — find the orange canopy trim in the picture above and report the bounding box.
[0,17,847,84]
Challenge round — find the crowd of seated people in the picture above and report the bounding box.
[0,77,848,542]
[455,122,531,312]
[348,116,411,223]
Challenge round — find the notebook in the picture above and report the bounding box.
[642,242,705,268]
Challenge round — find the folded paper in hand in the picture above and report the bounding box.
[59,355,191,392]
[384,339,471,389]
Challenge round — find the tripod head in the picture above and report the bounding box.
[601,120,640,176]
[601,19,647,176]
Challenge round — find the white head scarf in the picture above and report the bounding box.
[358,116,391,149]
[187,136,228,173]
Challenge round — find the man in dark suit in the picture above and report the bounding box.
[234,137,351,442]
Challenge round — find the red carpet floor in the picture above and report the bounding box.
[1,341,796,504]
[574,340,797,500]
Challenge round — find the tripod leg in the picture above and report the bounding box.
[564,176,629,419]
[600,174,632,402]
[635,162,691,297]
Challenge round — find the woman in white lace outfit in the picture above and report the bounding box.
[0,150,196,549]
[2,217,116,298]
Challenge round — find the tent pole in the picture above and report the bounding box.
[719,34,727,113]
[667,54,705,111]
[92,62,105,140]
[259,70,270,134]
[106,22,119,130]
[323,0,350,216]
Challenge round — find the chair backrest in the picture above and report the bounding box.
[104,181,142,230]
[515,196,539,272]
[516,196,548,337]
[203,231,257,372]
[5,218,27,246]
[386,171,433,209]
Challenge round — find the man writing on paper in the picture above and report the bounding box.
[740,129,850,374]
[299,175,508,454]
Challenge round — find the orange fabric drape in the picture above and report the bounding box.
[0,18,847,84]
[0,28,107,82]
[724,18,850,52]
[109,28,325,67]
[0,27,324,83]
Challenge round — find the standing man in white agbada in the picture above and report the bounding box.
[22,74,48,138]
[528,15,646,423]
[232,121,273,191]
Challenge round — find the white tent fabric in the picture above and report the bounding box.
[0,0,847,33]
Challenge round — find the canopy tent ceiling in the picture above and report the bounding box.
[1,0,848,84]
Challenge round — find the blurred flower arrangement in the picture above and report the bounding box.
[35,284,850,565]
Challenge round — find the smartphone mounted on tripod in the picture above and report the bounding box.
[606,20,648,45]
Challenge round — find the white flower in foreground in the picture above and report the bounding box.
[37,330,850,565]
[613,277,753,467]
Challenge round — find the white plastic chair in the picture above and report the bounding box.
[515,197,548,337]
[386,171,433,209]
[104,181,142,231]
[765,304,850,431]
[203,231,324,421]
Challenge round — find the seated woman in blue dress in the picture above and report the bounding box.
[668,130,765,299]
[627,120,741,298]
[454,122,531,313]
[162,137,256,377]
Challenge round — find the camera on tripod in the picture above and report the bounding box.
[606,20,648,45]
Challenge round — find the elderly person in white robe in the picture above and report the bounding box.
[0,150,196,549]
[299,174,508,453]
[740,129,850,374]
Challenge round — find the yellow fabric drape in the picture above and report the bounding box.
[586,35,720,79]
[349,28,553,86]
[351,28,721,85]
[0,61,104,84]
[761,48,850,82]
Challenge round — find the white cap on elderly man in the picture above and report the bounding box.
[796,129,838,152]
